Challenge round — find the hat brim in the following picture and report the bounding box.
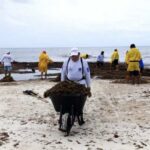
[70,52,79,56]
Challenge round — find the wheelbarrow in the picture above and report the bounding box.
[49,93,87,136]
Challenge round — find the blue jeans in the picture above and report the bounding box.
[4,66,12,71]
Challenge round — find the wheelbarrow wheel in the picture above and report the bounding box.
[66,106,75,136]
[66,115,72,136]
[58,105,65,132]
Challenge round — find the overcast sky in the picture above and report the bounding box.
[0,0,150,47]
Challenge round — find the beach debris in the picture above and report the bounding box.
[20,120,28,125]
[23,90,38,96]
[0,141,3,146]
[13,142,19,147]
[0,132,9,142]
[42,134,46,138]
[68,139,72,142]
[89,140,96,143]
[107,138,113,142]
[133,143,144,149]
[0,76,15,82]
[112,79,149,84]
[140,142,147,146]
[113,132,119,138]
[44,81,91,98]
[96,148,103,150]
[142,90,150,97]
[55,141,62,144]
[23,90,48,103]
[76,140,81,144]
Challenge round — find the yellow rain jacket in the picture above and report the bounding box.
[38,53,53,72]
[111,51,119,63]
[127,48,141,71]
[80,53,88,59]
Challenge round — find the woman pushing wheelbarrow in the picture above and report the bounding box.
[44,48,91,136]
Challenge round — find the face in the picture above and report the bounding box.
[71,55,80,62]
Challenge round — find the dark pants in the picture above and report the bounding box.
[97,61,104,67]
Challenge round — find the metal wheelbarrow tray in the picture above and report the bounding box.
[49,93,87,114]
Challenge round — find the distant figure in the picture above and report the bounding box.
[1,52,13,77]
[110,49,119,71]
[80,53,89,59]
[97,51,104,68]
[126,44,141,84]
[38,51,53,79]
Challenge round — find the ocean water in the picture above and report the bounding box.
[0,47,149,81]
[0,69,61,81]
[0,46,150,65]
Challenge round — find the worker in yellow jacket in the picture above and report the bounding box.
[126,44,141,84]
[80,53,89,59]
[38,51,53,79]
[110,49,119,70]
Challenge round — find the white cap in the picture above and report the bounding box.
[70,48,79,56]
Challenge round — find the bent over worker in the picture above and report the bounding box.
[61,48,91,126]
[110,49,119,70]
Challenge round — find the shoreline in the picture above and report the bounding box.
[0,61,150,81]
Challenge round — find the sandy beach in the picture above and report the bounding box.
[0,78,150,150]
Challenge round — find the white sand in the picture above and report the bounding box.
[0,79,150,150]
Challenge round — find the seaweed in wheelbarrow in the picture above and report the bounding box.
[44,81,90,97]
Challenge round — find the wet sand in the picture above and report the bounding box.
[0,79,150,150]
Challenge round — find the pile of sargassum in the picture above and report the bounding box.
[44,81,90,98]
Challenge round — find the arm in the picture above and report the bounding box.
[83,60,92,97]
[83,60,91,88]
[49,57,53,63]
[47,55,53,64]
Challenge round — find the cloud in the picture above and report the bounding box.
[11,0,32,4]
[0,0,5,9]
[0,0,150,47]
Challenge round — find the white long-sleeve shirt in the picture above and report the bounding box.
[61,58,91,87]
[1,54,13,66]
[97,54,104,62]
